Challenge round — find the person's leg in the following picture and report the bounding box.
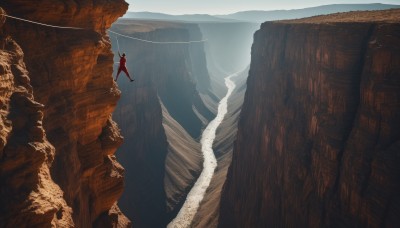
[122,67,134,81]
[115,67,122,81]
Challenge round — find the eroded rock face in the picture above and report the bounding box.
[219,10,400,228]
[0,24,73,227]
[1,1,130,227]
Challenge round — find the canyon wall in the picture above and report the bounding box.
[220,9,400,228]
[0,1,130,227]
[0,15,73,227]
[111,20,215,227]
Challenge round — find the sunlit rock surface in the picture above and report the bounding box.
[0,1,130,227]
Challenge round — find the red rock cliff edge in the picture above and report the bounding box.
[219,9,400,228]
[0,1,130,227]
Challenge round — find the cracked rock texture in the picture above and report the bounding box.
[0,19,73,227]
[0,1,131,227]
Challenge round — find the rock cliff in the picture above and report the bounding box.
[219,9,400,228]
[0,1,130,227]
[111,20,215,227]
[0,15,73,227]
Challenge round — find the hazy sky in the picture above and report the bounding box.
[125,0,400,14]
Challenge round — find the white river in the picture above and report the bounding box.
[167,73,237,228]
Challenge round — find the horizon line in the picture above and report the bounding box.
[126,3,400,16]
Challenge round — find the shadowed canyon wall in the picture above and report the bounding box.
[0,1,130,227]
[219,9,400,228]
[111,20,215,227]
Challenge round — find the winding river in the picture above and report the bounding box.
[167,73,237,228]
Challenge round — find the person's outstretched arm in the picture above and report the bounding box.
[118,51,121,58]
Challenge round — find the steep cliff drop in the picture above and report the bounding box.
[0,1,130,227]
[168,73,237,228]
[219,9,400,227]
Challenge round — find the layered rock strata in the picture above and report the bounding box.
[1,1,130,227]
[220,9,400,228]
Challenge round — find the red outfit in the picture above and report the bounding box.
[120,56,127,67]
[118,56,129,76]
[116,56,133,81]
[117,66,130,77]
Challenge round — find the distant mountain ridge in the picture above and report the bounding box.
[124,4,400,23]
[217,3,400,22]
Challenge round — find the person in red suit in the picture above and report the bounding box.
[115,52,134,82]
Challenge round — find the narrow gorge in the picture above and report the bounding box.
[168,73,237,228]
[110,17,257,227]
